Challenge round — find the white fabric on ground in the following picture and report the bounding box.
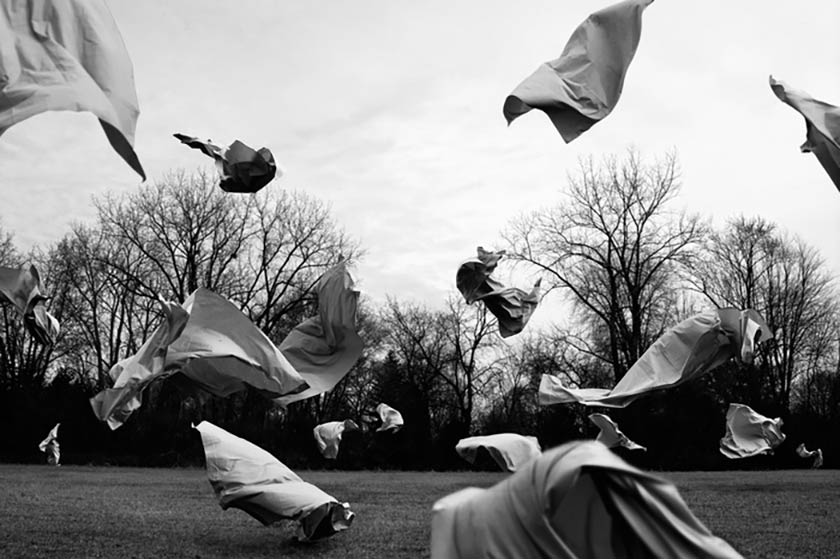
[719,403,786,459]
[455,433,542,472]
[37,422,60,465]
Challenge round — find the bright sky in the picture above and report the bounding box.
[1,0,838,331]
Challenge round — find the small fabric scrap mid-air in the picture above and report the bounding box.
[91,289,307,429]
[769,77,840,193]
[503,0,654,143]
[173,133,279,193]
[0,0,145,179]
[313,420,359,460]
[274,261,364,406]
[37,423,61,466]
[719,403,786,459]
[0,264,60,345]
[455,433,542,472]
[431,440,743,559]
[456,247,540,338]
[194,421,354,541]
[539,308,771,408]
[589,413,646,451]
[795,443,824,469]
[375,403,404,433]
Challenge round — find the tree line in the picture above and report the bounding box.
[1,152,837,470]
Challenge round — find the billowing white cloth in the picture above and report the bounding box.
[375,403,404,433]
[540,308,771,408]
[719,404,786,459]
[194,421,354,541]
[0,0,145,179]
[431,440,743,559]
[37,422,60,465]
[503,0,653,143]
[313,420,359,459]
[795,443,824,468]
[589,413,646,451]
[274,261,363,406]
[455,433,542,472]
[91,289,306,429]
[456,247,540,338]
[0,264,60,345]
[769,76,840,193]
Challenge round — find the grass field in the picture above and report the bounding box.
[1,465,837,558]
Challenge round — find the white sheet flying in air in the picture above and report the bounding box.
[194,421,354,541]
[91,289,307,429]
[456,247,541,338]
[274,261,363,406]
[540,308,771,408]
[313,420,359,460]
[769,76,840,193]
[37,422,60,465]
[431,440,743,559]
[455,433,542,472]
[375,403,404,433]
[719,404,786,459]
[503,0,654,142]
[589,414,646,451]
[796,444,824,469]
[0,0,145,178]
[0,264,60,345]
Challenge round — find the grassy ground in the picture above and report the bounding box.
[0,465,837,558]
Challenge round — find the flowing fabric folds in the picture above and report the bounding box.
[91,289,307,429]
[456,247,540,338]
[274,261,364,406]
[37,422,60,465]
[503,0,653,142]
[194,421,354,541]
[375,403,404,433]
[0,264,60,345]
[540,308,771,408]
[719,404,785,459]
[0,0,144,178]
[769,77,840,193]
[431,440,742,559]
[589,413,646,451]
[173,133,279,193]
[795,443,823,469]
[455,433,542,472]
[313,420,359,459]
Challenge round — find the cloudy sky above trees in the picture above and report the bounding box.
[1,0,837,328]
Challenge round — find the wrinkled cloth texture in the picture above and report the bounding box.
[589,413,646,451]
[174,133,278,193]
[274,261,363,406]
[375,403,404,433]
[456,247,540,338]
[313,420,359,459]
[769,76,840,193]
[0,0,144,178]
[431,440,743,559]
[194,421,354,541]
[719,404,785,459]
[0,264,60,345]
[795,443,824,469]
[455,433,542,472]
[503,0,653,143]
[37,422,60,465]
[540,308,771,408]
[91,289,307,429]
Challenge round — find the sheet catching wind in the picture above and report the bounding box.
[0,0,144,178]
[769,77,840,193]
[719,403,786,459]
[589,413,646,451]
[0,264,60,345]
[313,420,359,459]
[540,308,771,408]
[174,133,279,193]
[795,443,824,469]
[431,440,743,559]
[194,421,354,542]
[37,422,60,466]
[503,0,654,142]
[375,403,404,433]
[456,247,540,338]
[455,433,541,472]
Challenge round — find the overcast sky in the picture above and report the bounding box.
[1,0,838,331]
